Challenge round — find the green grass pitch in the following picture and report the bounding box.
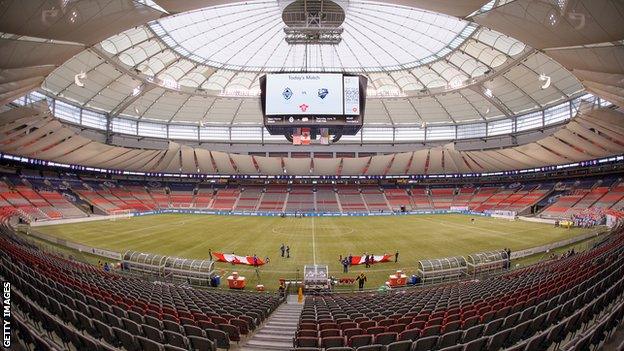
[34,214,592,290]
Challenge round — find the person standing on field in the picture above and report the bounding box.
[286,245,290,258]
[356,272,367,291]
[395,250,399,263]
[280,243,285,257]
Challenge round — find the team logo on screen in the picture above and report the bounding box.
[299,104,309,112]
[282,87,293,100]
[318,88,329,99]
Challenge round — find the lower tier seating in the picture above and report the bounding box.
[0,220,282,351]
[293,231,624,351]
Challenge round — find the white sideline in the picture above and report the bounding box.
[312,216,317,265]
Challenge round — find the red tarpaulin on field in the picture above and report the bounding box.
[350,254,391,265]
[212,252,265,266]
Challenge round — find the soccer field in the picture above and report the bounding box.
[34,214,592,290]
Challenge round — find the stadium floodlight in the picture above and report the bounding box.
[74,71,87,87]
[539,74,551,89]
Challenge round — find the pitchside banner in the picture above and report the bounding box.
[133,209,491,218]
[212,252,265,266]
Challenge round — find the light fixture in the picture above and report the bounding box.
[539,74,551,89]
[74,71,87,87]
[132,85,143,96]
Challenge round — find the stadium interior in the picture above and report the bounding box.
[1,0,624,350]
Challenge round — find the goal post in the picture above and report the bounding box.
[109,209,134,221]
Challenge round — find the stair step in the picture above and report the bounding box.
[244,339,293,349]
[256,328,297,335]
[242,296,302,350]
[252,333,294,342]
[261,325,297,333]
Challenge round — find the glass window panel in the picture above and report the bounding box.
[54,100,81,123]
[28,91,47,103]
[394,127,425,141]
[230,127,262,141]
[516,111,542,132]
[362,127,393,141]
[544,104,570,125]
[456,123,486,139]
[487,119,512,136]
[199,126,229,141]
[426,126,455,140]
[12,96,26,106]
[112,118,137,135]
[82,109,108,130]
[138,121,167,138]
[263,128,285,141]
[168,125,198,140]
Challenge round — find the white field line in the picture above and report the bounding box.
[312,216,317,265]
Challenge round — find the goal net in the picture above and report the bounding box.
[109,209,134,221]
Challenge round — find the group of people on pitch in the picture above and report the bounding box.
[279,243,291,258]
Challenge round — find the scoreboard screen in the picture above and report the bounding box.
[260,73,367,137]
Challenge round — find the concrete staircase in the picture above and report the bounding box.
[241,295,302,350]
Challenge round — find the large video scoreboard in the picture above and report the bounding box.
[260,73,367,140]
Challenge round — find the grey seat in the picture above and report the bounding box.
[464,336,488,351]
[386,340,411,351]
[462,325,483,343]
[143,324,165,343]
[356,345,385,351]
[411,336,437,351]
[188,335,216,351]
[114,327,140,351]
[164,330,188,349]
[123,318,143,336]
[137,336,163,351]
[487,328,511,350]
[437,330,462,349]
[206,328,230,350]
